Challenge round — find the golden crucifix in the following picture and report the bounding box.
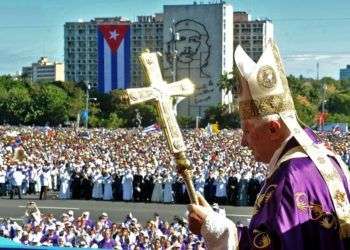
[121,51,198,204]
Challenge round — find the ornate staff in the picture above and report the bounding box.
[120,51,198,204]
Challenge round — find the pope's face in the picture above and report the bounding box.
[240,119,273,163]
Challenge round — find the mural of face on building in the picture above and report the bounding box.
[166,19,211,78]
[177,29,201,63]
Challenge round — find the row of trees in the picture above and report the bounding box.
[0,73,349,129]
[0,76,157,128]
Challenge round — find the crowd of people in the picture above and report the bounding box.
[0,126,349,206]
[0,201,205,249]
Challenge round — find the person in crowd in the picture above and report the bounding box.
[122,169,133,202]
[70,171,81,200]
[92,169,103,200]
[10,166,24,199]
[214,169,228,205]
[81,167,92,200]
[0,166,6,196]
[39,166,50,200]
[151,174,163,203]
[102,171,113,201]
[132,168,144,202]
[58,163,71,199]
[98,229,116,249]
[162,172,174,203]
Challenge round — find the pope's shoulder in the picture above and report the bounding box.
[270,155,336,193]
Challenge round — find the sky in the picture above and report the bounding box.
[0,0,350,79]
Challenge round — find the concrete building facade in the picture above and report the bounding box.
[340,65,350,80]
[22,57,64,82]
[64,16,164,88]
[131,14,164,87]
[233,11,273,62]
[64,17,128,87]
[163,2,234,117]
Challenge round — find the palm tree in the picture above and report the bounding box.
[217,67,239,113]
[217,67,239,94]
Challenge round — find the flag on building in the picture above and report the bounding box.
[98,23,131,93]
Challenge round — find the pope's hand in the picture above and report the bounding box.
[187,193,213,234]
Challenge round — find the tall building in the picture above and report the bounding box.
[340,65,350,80]
[163,2,234,117]
[131,14,164,87]
[64,16,164,89]
[64,17,129,88]
[22,57,64,82]
[233,11,274,62]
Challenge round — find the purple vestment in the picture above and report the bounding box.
[238,131,350,249]
[98,238,116,249]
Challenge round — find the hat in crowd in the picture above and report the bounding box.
[148,220,156,226]
[172,242,182,248]
[47,225,56,231]
[64,242,73,247]
[101,212,108,217]
[67,210,74,216]
[212,203,219,210]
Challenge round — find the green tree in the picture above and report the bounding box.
[327,90,350,115]
[87,102,102,127]
[327,113,350,124]
[217,68,240,94]
[4,86,32,124]
[177,116,196,128]
[102,113,126,128]
[31,84,69,125]
[201,104,240,129]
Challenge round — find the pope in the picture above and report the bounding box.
[187,40,350,249]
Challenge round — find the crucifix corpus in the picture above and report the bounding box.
[120,50,198,204]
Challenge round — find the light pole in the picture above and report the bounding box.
[135,108,142,128]
[84,82,91,129]
[170,19,182,116]
[321,83,327,131]
[196,116,201,129]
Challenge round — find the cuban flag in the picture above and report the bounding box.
[98,23,131,93]
[142,124,161,135]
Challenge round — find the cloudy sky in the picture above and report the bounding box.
[0,0,349,79]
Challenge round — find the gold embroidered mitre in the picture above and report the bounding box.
[234,40,295,120]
